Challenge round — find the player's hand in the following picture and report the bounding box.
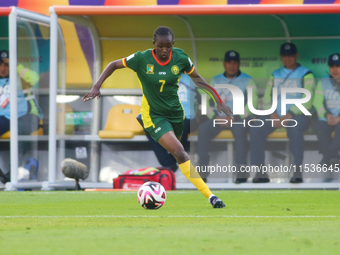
[82,86,101,102]
[217,102,233,119]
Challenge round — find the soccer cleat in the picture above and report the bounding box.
[209,195,225,208]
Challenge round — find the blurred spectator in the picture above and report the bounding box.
[249,43,315,183]
[197,50,258,183]
[313,53,340,172]
[0,50,43,183]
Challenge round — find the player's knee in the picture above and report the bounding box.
[171,147,189,164]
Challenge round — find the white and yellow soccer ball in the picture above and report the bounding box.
[137,182,166,210]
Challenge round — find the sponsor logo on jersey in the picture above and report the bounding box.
[171,65,179,75]
[159,72,166,75]
[146,64,154,74]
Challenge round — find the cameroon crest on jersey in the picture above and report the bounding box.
[146,64,154,74]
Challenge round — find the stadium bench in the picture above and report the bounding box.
[188,129,321,166]
[0,119,44,139]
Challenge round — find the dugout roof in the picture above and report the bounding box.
[50,4,340,90]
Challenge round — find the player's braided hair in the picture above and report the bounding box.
[153,26,174,41]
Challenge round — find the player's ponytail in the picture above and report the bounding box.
[153,26,174,41]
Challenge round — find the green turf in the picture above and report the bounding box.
[0,190,339,255]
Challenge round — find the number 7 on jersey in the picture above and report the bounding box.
[159,80,166,92]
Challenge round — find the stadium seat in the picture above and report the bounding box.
[268,128,288,139]
[214,130,287,139]
[215,130,234,139]
[57,103,75,135]
[0,119,44,139]
[99,104,144,139]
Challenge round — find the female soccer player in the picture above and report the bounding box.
[83,26,232,208]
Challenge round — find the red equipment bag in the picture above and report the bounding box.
[113,167,176,190]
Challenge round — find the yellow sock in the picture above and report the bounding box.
[179,160,213,199]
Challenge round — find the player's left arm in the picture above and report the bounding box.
[189,69,233,118]
[288,72,315,116]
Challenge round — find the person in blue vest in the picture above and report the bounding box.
[313,53,340,171]
[141,72,198,172]
[249,42,314,183]
[197,50,258,183]
[0,50,43,183]
[0,50,43,136]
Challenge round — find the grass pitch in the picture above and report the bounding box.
[0,190,339,255]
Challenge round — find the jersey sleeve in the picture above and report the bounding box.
[182,54,195,75]
[122,51,141,71]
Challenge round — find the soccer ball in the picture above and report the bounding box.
[137,182,166,210]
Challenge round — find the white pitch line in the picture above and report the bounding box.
[0,215,338,218]
[0,190,319,195]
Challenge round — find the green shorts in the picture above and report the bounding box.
[143,115,184,142]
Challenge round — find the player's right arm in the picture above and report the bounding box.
[82,59,125,102]
[189,69,233,118]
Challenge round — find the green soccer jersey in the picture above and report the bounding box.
[123,47,195,128]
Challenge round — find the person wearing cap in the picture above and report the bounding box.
[249,42,314,184]
[197,50,258,183]
[0,49,43,137]
[313,53,340,172]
